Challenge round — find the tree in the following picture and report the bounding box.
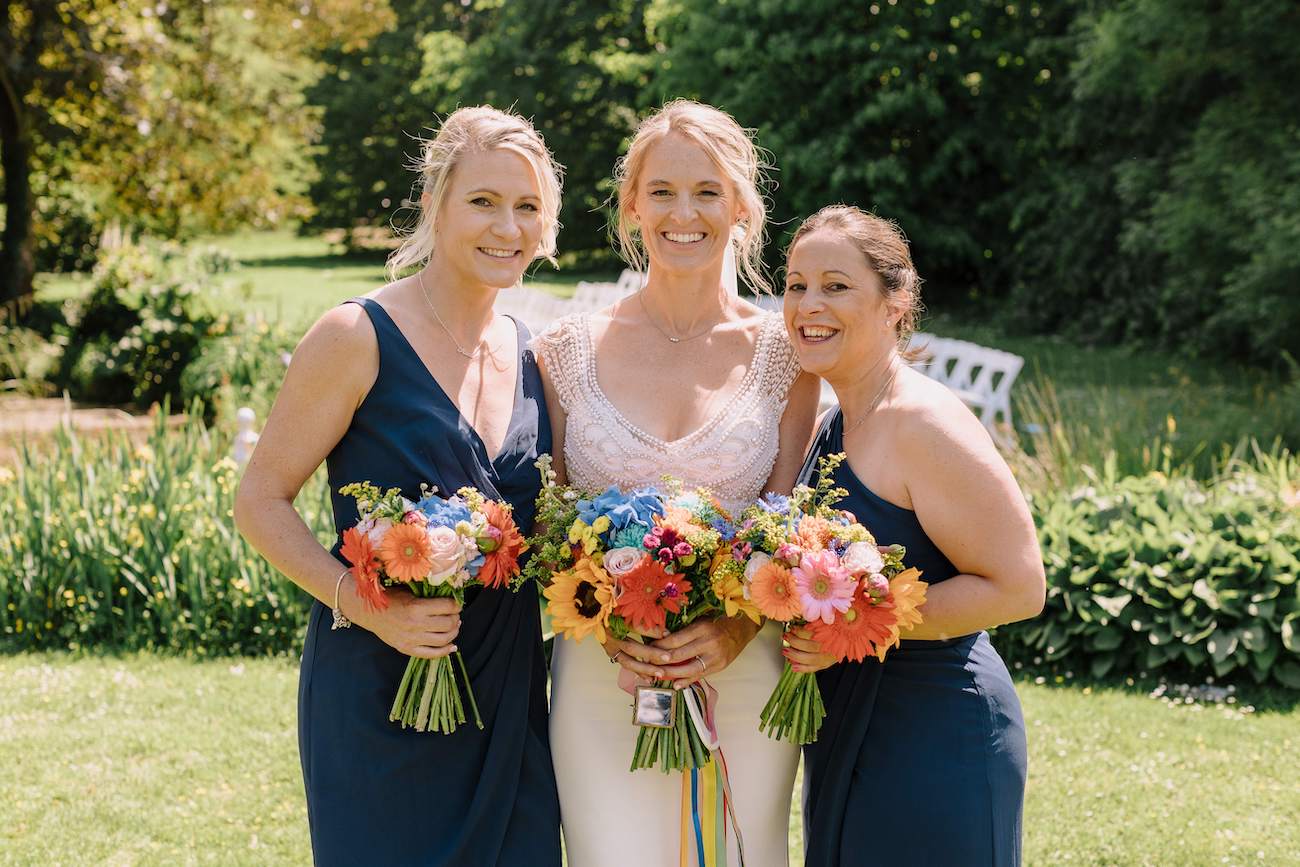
[1,0,392,308]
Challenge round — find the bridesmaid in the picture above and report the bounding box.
[234,106,564,866]
[780,205,1046,866]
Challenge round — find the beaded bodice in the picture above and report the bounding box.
[534,311,802,514]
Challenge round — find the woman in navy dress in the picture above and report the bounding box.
[780,206,1046,866]
[235,106,564,866]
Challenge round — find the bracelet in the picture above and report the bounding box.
[331,569,352,630]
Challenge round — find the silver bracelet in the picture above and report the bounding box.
[331,569,352,630]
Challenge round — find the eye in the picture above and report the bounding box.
[786,281,807,293]
[698,189,720,198]
[470,196,493,207]
[517,202,539,213]
[650,189,673,198]
[826,282,850,293]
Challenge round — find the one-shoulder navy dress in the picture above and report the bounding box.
[798,409,1028,867]
[298,298,560,866]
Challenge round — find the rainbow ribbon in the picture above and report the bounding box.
[678,682,746,867]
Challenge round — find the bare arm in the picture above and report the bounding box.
[234,304,461,657]
[889,401,1045,639]
[764,371,821,496]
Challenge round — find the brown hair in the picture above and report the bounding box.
[787,204,923,351]
[612,99,772,294]
[388,106,564,280]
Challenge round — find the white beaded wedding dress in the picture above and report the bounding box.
[535,307,802,867]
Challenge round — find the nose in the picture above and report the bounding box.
[796,287,825,317]
[492,210,522,241]
[670,194,696,224]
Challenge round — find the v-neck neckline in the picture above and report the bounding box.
[364,299,523,465]
[580,311,773,448]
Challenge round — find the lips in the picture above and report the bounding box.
[798,325,839,343]
[661,231,706,244]
[478,247,519,259]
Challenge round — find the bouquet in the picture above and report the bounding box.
[730,454,929,744]
[525,456,749,773]
[337,481,527,733]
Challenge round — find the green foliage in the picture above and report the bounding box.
[1006,0,1300,363]
[53,243,221,408]
[996,451,1300,688]
[647,0,1073,301]
[180,318,295,425]
[0,413,329,656]
[0,323,60,396]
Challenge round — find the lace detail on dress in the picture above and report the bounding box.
[533,311,800,514]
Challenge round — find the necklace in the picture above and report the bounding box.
[418,270,494,359]
[843,358,900,435]
[637,290,722,344]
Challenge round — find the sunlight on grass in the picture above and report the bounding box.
[1,655,1294,866]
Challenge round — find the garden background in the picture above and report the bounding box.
[2,1,1298,864]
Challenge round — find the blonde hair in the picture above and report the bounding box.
[613,100,772,294]
[387,106,564,280]
[788,205,924,351]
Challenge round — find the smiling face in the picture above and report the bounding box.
[784,230,901,379]
[626,132,743,278]
[432,147,545,290]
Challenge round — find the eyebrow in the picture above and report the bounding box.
[645,179,723,187]
[466,189,541,200]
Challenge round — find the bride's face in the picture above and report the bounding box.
[784,230,897,379]
[627,132,742,277]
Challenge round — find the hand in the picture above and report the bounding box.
[651,616,762,689]
[344,579,462,658]
[783,628,837,674]
[601,628,669,682]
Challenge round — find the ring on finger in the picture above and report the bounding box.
[609,650,625,665]
[694,655,706,674]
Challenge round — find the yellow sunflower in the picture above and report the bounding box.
[543,558,614,643]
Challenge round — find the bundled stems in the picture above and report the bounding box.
[759,662,826,745]
[629,680,712,773]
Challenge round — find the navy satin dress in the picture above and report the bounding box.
[799,410,1028,867]
[298,298,560,866]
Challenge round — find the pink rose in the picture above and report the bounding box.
[841,541,884,576]
[603,546,647,579]
[402,511,428,527]
[866,572,890,599]
[425,525,468,585]
[357,516,394,547]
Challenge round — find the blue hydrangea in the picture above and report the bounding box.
[709,515,738,538]
[758,492,791,515]
[609,523,652,549]
[577,486,664,535]
[416,494,472,529]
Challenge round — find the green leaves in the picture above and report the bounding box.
[995,464,1300,689]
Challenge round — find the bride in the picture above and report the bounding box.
[535,100,819,866]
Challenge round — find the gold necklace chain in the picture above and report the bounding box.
[636,290,722,344]
[843,358,901,435]
[418,270,495,359]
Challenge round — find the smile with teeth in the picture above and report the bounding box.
[799,325,839,342]
[662,231,706,244]
[479,247,519,259]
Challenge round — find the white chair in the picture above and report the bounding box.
[906,334,1023,431]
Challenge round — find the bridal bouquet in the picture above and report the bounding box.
[337,481,527,733]
[730,454,928,744]
[525,456,745,773]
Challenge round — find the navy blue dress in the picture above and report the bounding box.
[798,409,1028,867]
[298,298,560,866]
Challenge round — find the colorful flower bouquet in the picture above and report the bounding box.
[525,456,748,772]
[337,481,527,734]
[732,454,929,744]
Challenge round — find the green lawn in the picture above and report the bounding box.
[1,654,1295,865]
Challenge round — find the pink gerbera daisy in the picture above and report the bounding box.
[792,550,855,625]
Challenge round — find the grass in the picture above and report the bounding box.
[1,654,1295,866]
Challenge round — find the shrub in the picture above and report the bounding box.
[180,319,295,425]
[0,411,331,655]
[995,451,1300,688]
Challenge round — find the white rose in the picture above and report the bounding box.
[358,516,394,547]
[425,525,468,586]
[603,546,647,578]
[743,552,772,583]
[841,541,884,576]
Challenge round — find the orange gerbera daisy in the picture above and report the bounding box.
[340,526,387,610]
[796,516,835,551]
[376,522,434,583]
[656,506,699,538]
[809,588,897,663]
[749,561,801,622]
[615,559,691,634]
[544,558,614,642]
[886,568,928,637]
[478,500,527,589]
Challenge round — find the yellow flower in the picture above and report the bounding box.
[591,515,612,535]
[710,550,760,624]
[543,558,614,643]
[871,568,928,661]
[566,520,599,556]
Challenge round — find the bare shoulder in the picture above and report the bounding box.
[296,300,378,359]
[889,368,1000,470]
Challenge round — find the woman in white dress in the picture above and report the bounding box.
[535,100,820,866]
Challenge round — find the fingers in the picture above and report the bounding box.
[607,638,667,680]
[783,631,822,654]
[658,637,711,666]
[412,597,462,617]
[407,642,459,659]
[649,621,711,650]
